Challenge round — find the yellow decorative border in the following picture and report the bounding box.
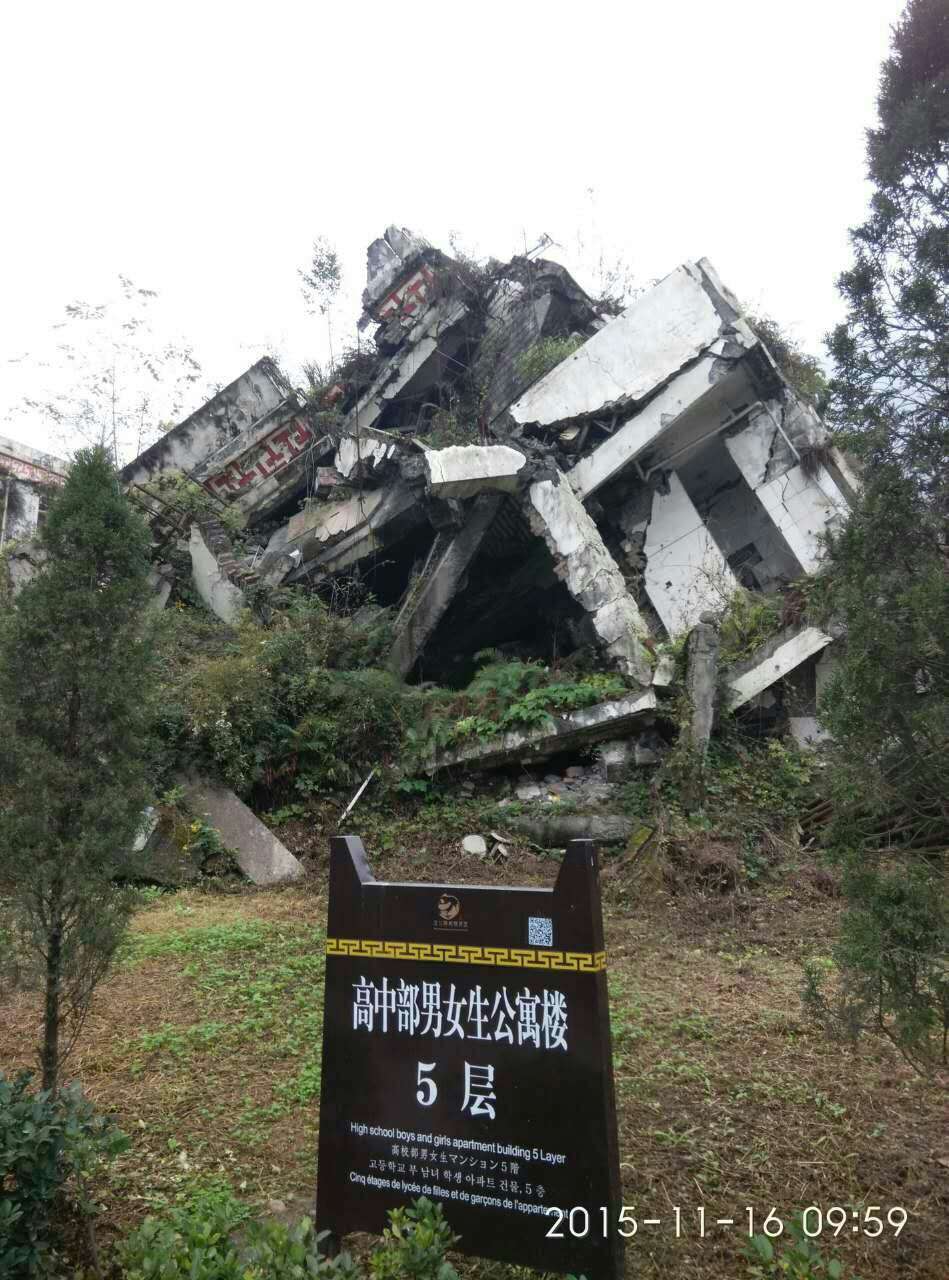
[326,937,606,973]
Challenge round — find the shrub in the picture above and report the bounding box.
[370,1198,459,1280]
[0,1071,128,1279]
[115,1194,456,1280]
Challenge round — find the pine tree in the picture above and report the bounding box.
[811,0,949,1071]
[0,448,156,1090]
[827,0,948,502]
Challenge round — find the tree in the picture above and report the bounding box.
[810,0,949,1071]
[826,0,948,505]
[8,276,202,464]
[299,236,342,373]
[0,448,156,1090]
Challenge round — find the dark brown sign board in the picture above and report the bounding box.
[316,835,622,1280]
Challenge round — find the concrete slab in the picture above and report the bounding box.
[430,689,658,772]
[642,473,738,636]
[727,626,833,709]
[189,524,245,625]
[424,445,527,500]
[180,778,305,885]
[509,263,726,427]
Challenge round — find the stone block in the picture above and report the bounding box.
[424,445,526,500]
[180,777,304,886]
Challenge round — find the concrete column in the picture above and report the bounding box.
[525,470,653,687]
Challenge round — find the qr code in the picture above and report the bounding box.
[528,916,554,948]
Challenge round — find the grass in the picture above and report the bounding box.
[1,851,946,1279]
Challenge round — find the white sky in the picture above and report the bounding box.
[2,0,904,458]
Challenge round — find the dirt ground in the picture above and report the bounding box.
[2,832,946,1279]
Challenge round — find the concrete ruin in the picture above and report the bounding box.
[0,434,68,548]
[111,226,855,763]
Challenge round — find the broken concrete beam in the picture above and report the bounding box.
[423,445,527,500]
[642,472,739,636]
[525,470,653,686]
[506,814,635,847]
[180,778,305,885]
[189,523,245,625]
[430,688,657,773]
[726,625,833,710]
[389,495,503,677]
[509,261,755,430]
[148,566,174,610]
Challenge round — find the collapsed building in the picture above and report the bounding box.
[112,228,854,765]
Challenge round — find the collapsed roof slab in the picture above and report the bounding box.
[508,259,757,431]
[429,688,658,773]
[525,471,653,686]
[726,625,833,710]
[388,494,504,677]
[568,353,732,500]
[424,445,527,500]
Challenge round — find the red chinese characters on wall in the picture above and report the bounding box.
[0,453,66,487]
[377,265,437,323]
[206,418,313,497]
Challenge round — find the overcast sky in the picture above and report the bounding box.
[2,0,905,459]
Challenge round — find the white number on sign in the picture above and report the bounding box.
[416,1062,437,1106]
[544,1207,565,1238]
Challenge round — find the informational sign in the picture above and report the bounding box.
[316,836,622,1280]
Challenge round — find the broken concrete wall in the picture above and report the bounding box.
[525,471,653,686]
[191,396,334,525]
[123,358,292,491]
[0,434,68,547]
[641,472,739,634]
[509,261,748,430]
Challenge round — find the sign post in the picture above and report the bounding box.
[316,835,623,1279]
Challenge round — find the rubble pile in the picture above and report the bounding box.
[4,227,860,880]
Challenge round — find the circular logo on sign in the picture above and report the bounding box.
[437,893,461,922]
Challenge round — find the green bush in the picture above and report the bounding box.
[370,1198,459,1280]
[0,1071,129,1279]
[115,1194,456,1280]
[154,593,399,798]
